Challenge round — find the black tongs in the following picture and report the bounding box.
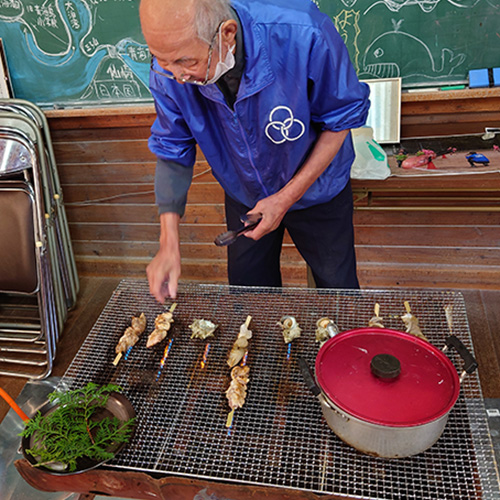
[214,214,262,247]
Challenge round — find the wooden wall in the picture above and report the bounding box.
[46,88,500,290]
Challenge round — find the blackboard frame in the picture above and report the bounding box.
[0,39,13,99]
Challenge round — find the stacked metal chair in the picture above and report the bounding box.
[0,99,79,379]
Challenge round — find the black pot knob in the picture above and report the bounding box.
[370,353,401,380]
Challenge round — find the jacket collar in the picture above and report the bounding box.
[199,0,275,103]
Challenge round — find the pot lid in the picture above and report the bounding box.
[315,328,460,427]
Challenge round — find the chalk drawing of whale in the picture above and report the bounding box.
[362,30,466,80]
[364,0,479,14]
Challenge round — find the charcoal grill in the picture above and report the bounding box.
[58,280,499,499]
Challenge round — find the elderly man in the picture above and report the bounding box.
[141,0,370,302]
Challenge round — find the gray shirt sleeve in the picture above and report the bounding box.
[155,158,194,217]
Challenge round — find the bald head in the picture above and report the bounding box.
[140,0,196,45]
[140,0,235,84]
[140,0,232,45]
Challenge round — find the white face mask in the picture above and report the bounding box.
[203,30,235,85]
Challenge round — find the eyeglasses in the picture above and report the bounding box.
[150,22,223,85]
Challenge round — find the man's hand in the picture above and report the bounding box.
[243,191,291,240]
[244,129,350,241]
[146,212,181,302]
[146,247,181,302]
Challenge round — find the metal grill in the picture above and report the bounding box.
[60,280,500,500]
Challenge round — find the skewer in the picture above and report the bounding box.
[226,409,235,428]
[113,312,147,365]
[401,301,428,341]
[156,338,174,381]
[112,352,122,366]
[444,304,454,333]
[226,315,252,429]
[200,343,211,369]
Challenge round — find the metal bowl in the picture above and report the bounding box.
[21,392,136,475]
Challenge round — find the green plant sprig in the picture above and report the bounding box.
[20,383,135,472]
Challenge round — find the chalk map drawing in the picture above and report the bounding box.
[0,0,499,102]
[320,0,500,87]
[0,0,151,106]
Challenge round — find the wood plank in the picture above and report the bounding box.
[461,290,500,399]
[354,210,500,225]
[59,163,156,185]
[70,240,500,268]
[357,246,500,267]
[65,203,227,225]
[71,240,302,262]
[57,160,212,185]
[74,256,309,285]
[51,126,152,142]
[53,140,155,164]
[64,202,500,226]
[67,222,500,248]
[352,173,500,191]
[61,182,224,205]
[479,290,500,388]
[72,256,500,289]
[358,263,500,289]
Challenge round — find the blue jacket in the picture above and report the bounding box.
[149,0,370,211]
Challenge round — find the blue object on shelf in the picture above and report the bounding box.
[493,67,500,87]
[469,68,489,88]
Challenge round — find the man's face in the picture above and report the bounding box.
[146,23,216,84]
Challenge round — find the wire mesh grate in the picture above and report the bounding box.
[61,280,500,499]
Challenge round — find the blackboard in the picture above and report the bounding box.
[0,0,151,107]
[317,0,500,88]
[0,0,499,108]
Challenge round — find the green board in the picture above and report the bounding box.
[317,0,500,88]
[0,0,151,107]
[0,0,499,108]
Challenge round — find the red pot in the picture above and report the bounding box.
[300,328,478,458]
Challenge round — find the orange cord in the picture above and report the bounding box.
[0,387,30,421]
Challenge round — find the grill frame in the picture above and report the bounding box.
[59,280,500,500]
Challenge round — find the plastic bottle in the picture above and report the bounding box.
[350,127,390,180]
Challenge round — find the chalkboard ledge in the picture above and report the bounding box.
[44,104,156,130]
[402,87,500,102]
[42,86,500,138]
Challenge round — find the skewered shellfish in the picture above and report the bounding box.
[277,315,301,344]
[189,319,218,340]
[315,317,339,347]
[368,303,384,328]
[228,316,252,368]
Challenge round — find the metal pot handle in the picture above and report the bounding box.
[443,335,478,382]
[297,357,348,419]
[298,356,322,397]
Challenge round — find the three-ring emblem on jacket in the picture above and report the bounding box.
[265,105,305,145]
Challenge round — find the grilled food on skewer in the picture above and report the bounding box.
[444,304,454,333]
[368,303,385,328]
[113,313,147,365]
[277,315,301,344]
[227,316,252,368]
[315,317,339,347]
[226,365,250,410]
[189,319,218,340]
[146,303,177,348]
[401,301,428,341]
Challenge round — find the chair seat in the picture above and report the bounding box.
[0,182,38,294]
